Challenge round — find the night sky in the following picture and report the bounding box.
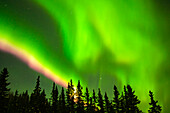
[0,0,170,112]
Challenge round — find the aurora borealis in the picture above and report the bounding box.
[0,0,170,112]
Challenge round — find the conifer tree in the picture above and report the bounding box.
[51,82,59,113]
[40,89,48,113]
[124,85,129,112]
[104,92,111,113]
[85,87,90,112]
[8,92,14,113]
[88,97,96,113]
[119,92,126,113]
[0,68,10,113]
[59,87,66,113]
[30,76,41,113]
[97,88,105,113]
[8,90,19,113]
[126,85,141,113]
[148,91,161,113]
[76,80,84,113]
[92,89,97,106]
[14,90,19,113]
[66,80,75,113]
[113,85,120,112]
[20,90,29,113]
[34,76,41,94]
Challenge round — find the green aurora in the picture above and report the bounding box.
[0,0,170,112]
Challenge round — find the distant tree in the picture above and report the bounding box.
[85,87,90,112]
[8,90,19,113]
[97,88,105,113]
[66,80,75,113]
[126,85,142,113]
[0,68,10,113]
[14,90,19,113]
[113,85,120,112]
[51,82,59,113]
[76,80,84,113]
[19,90,29,113]
[148,91,162,113]
[8,92,14,113]
[59,87,66,113]
[104,92,111,113]
[30,76,41,113]
[40,89,49,113]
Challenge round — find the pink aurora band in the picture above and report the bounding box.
[0,39,67,88]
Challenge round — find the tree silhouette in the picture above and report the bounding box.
[40,89,49,113]
[88,97,96,113]
[119,92,126,113]
[92,89,97,106]
[148,91,162,113]
[85,87,90,112]
[126,85,142,113]
[124,85,129,112]
[66,80,75,113]
[0,68,10,113]
[13,90,19,113]
[76,80,84,113]
[97,88,105,113]
[59,87,66,113]
[0,68,163,113]
[20,90,29,113]
[104,92,111,113]
[8,90,19,113]
[8,92,14,113]
[113,85,120,112]
[30,76,41,113]
[51,82,59,112]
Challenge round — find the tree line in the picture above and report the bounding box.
[0,68,162,113]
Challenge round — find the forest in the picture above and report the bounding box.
[0,68,162,113]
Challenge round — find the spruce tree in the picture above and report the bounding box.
[92,89,98,112]
[124,85,129,112]
[119,92,126,113]
[8,90,19,113]
[66,80,75,113]
[92,89,97,106]
[59,87,66,113]
[8,92,14,113]
[85,87,90,112]
[126,85,141,113]
[113,85,120,112]
[51,82,59,113]
[89,97,95,113]
[40,89,48,113]
[30,76,41,113]
[13,90,19,113]
[20,90,29,113]
[104,92,111,113]
[0,68,10,113]
[97,88,105,113]
[148,91,161,113]
[76,80,84,113]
